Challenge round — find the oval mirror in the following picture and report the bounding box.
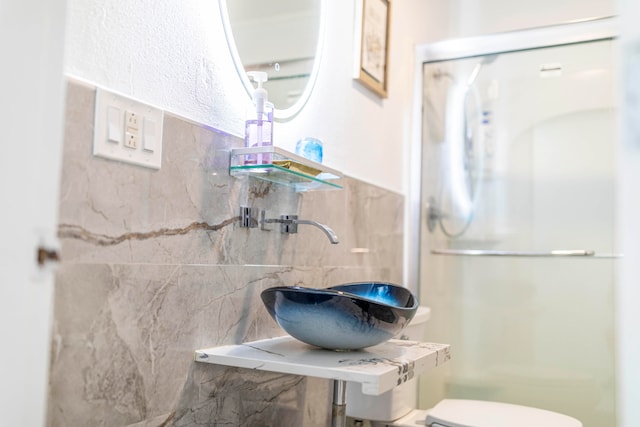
[220,0,324,122]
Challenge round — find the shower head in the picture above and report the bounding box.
[466,54,498,86]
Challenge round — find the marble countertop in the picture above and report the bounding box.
[195,336,451,396]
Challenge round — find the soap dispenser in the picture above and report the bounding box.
[245,71,274,164]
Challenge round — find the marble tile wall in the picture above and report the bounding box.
[47,81,405,426]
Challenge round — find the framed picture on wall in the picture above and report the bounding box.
[353,0,391,98]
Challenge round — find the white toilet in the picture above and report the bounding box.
[345,307,583,427]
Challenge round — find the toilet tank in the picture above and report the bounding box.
[346,306,431,422]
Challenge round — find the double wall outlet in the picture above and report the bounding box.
[93,88,164,169]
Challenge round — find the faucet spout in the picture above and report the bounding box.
[294,219,339,244]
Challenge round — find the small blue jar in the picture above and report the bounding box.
[295,137,323,164]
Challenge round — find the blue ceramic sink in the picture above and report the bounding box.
[260,282,418,350]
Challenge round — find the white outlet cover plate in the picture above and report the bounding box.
[93,88,164,169]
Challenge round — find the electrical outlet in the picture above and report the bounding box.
[93,88,163,169]
[125,111,139,130]
[124,110,140,149]
[124,132,138,149]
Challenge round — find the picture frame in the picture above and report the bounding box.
[353,0,391,98]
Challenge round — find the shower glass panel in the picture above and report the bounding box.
[419,39,617,427]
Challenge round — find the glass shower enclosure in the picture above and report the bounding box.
[417,18,618,427]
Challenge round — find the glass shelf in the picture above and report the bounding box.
[229,146,343,191]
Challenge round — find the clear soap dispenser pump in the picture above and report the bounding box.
[245,71,274,164]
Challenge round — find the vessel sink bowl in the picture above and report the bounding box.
[260,282,418,350]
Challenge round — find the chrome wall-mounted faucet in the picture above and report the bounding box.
[263,213,339,244]
[238,206,339,244]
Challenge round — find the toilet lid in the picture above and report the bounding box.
[425,399,582,427]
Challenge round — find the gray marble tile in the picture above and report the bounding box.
[58,82,403,272]
[49,262,396,426]
[173,364,330,427]
[48,80,406,427]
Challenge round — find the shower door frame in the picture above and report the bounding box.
[405,15,618,295]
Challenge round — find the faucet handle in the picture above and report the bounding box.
[239,206,258,228]
[279,214,299,234]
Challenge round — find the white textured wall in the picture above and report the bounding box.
[63,0,452,194]
[64,1,247,134]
